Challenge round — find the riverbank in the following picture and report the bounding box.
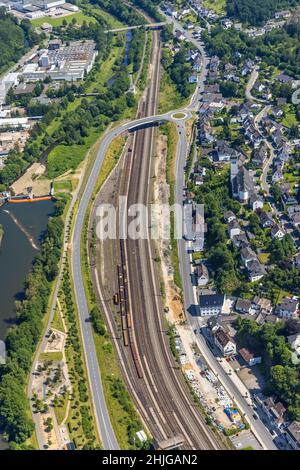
[0,200,55,340]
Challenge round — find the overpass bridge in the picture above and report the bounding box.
[104,22,167,33]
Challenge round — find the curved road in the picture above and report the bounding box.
[71,111,180,450]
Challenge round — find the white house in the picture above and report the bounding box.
[228,220,241,239]
[276,298,299,320]
[214,328,236,357]
[195,263,209,287]
[199,293,225,316]
[239,348,262,366]
[271,224,285,240]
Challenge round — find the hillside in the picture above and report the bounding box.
[226,0,300,25]
[0,8,38,75]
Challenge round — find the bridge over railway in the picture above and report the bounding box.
[104,22,167,33]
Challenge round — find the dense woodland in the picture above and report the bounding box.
[226,0,300,25]
[0,8,39,75]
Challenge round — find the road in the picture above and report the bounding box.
[104,22,166,33]
[245,66,268,104]
[253,105,275,196]
[70,111,176,450]
[162,12,210,111]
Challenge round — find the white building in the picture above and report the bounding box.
[276,298,299,319]
[199,293,225,316]
[214,328,236,357]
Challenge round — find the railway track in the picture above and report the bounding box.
[89,27,223,450]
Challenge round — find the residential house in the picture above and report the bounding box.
[271,223,285,240]
[276,73,295,86]
[252,143,268,167]
[241,246,257,266]
[239,348,262,366]
[215,140,240,162]
[262,397,287,430]
[285,421,300,450]
[259,211,274,229]
[247,259,266,282]
[195,263,209,286]
[253,296,273,315]
[276,298,299,320]
[235,298,252,314]
[287,333,300,355]
[271,106,284,118]
[175,30,185,41]
[193,57,202,72]
[228,219,241,239]
[294,253,300,268]
[231,166,254,203]
[272,169,284,184]
[199,293,225,316]
[224,211,236,224]
[232,232,249,249]
[250,193,263,212]
[207,316,221,334]
[189,75,198,84]
[198,121,214,146]
[214,328,236,357]
[291,212,300,230]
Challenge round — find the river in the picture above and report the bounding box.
[0,200,55,341]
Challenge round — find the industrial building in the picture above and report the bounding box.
[21,40,98,82]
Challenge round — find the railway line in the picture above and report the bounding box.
[88,26,223,450]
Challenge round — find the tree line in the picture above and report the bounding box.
[0,8,39,75]
[226,0,300,26]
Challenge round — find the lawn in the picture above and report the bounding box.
[203,0,226,15]
[51,305,65,332]
[83,5,124,29]
[47,130,100,178]
[258,253,270,265]
[53,391,69,425]
[39,351,63,362]
[31,12,96,28]
[281,105,298,128]
[159,71,188,114]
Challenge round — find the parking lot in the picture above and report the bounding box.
[231,429,263,450]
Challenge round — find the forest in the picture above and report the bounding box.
[0,8,39,75]
[226,0,300,25]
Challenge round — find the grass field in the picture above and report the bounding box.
[83,5,124,29]
[51,306,65,332]
[53,391,69,425]
[203,0,226,15]
[31,12,96,28]
[281,105,298,128]
[159,71,188,114]
[39,351,63,362]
